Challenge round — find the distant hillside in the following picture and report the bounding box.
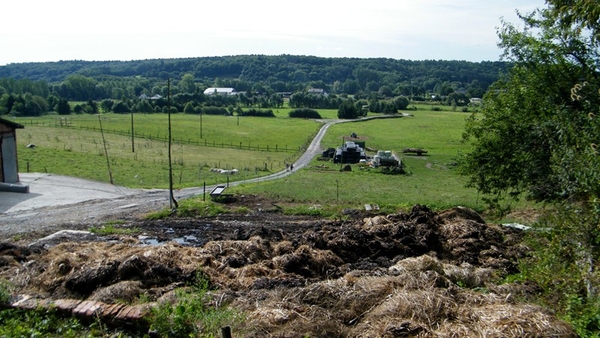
[0,55,509,98]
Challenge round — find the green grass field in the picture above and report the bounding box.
[13,109,528,213]
[232,110,485,210]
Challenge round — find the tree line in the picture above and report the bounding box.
[0,55,508,101]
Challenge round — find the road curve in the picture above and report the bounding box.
[0,115,404,235]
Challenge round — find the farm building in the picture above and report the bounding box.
[0,117,24,184]
[333,141,367,164]
[203,87,237,96]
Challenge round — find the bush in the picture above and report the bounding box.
[289,108,322,119]
[202,106,230,115]
[238,108,275,117]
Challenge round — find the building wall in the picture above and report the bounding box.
[0,122,19,183]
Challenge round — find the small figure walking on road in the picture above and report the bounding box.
[286,163,289,171]
[290,164,294,171]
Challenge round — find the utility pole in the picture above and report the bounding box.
[131,110,135,152]
[167,79,178,209]
[97,114,113,184]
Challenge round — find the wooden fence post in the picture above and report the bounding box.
[221,326,232,338]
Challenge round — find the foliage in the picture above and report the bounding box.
[175,199,229,217]
[289,108,322,119]
[393,96,410,110]
[282,205,333,217]
[202,106,229,115]
[0,56,510,102]
[56,98,71,115]
[0,279,10,305]
[460,6,600,204]
[89,224,140,235]
[459,0,600,334]
[238,108,275,117]
[337,99,361,119]
[516,202,600,337]
[149,273,243,337]
[0,307,135,337]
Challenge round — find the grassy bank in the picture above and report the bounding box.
[13,110,532,213]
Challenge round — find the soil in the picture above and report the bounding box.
[0,195,576,337]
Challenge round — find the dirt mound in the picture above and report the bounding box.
[0,204,575,336]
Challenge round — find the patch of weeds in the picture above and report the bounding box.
[145,208,174,220]
[562,295,600,337]
[233,206,251,214]
[89,224,140,235]
[149,273,244,337]
[176,199,229,217]
[0,279,11,305]
[10,234,23,242]
[0,307,110,338]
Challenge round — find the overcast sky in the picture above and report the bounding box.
[0,0,546,66]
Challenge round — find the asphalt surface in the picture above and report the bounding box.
[0,173,146,214]
[0,116,400,235]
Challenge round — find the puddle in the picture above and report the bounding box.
[138,234,201,246]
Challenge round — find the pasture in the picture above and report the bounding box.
[13,109,524,212]
[15,113,319,188]
[233,110,487,211]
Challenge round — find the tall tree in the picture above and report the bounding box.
[179,73,196,94]
[56,98,71,115]
[459,1,600,334]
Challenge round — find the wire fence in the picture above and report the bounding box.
[23,120,300,153]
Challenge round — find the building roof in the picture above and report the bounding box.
[0,117,24,129]
[203,87,236,95]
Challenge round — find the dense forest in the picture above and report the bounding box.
[0,55,510,116]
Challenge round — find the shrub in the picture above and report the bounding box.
[202,106,230,116]
[289,108,322,119]
[238,108,275,117]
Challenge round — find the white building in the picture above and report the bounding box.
[203,87,237,96]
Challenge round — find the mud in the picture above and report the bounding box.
[0,196,576,337]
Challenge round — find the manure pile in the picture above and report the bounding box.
[0,205,576,337]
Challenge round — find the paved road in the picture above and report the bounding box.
[0,120,342,235]
[0,115,406,236]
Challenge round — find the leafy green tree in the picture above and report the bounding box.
[112,101,130,114]
[269,93,283,108]
[393,96,409,110]
[61,75,98,100]
[73,104,84,114]
[337,99,360,119]
[179,73,196,94]
[56,98,71,115]
[378,85,393,98]
[86,99,99,114]
[100,99,113,113]
[459,1,600,335]
[183,102,195,114]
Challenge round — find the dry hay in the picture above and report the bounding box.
[233,254,576,337]
[235,274,576,337]
[0,205,577,336]
[442,262,496,288]
[88,280,143,303]
[1,241,208,299]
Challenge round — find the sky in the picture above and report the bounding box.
[0,0,546,66]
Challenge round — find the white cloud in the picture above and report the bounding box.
[0,0,546,65]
